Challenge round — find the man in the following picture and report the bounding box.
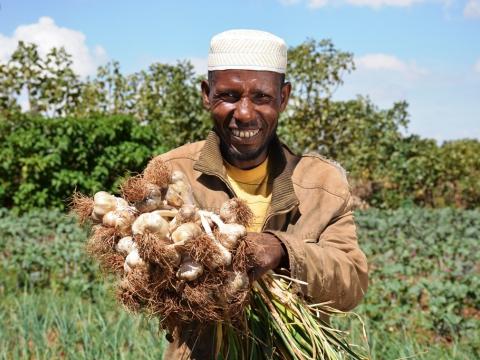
[159,29,368,359]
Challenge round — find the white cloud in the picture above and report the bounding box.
[464,0,480,18]
[474,58,480,73]
[0,16,107,77]
[355,53,427,77]
[334,53,428,108]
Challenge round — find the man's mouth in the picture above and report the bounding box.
[230,129,260,139]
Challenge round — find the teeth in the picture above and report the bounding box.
[231,129,259,138]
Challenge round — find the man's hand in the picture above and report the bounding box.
[246,232,289,282]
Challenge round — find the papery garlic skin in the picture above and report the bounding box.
[131,211,169,237]
[116,236,134,255]
[171,222,202,245]
[176,259,204,281]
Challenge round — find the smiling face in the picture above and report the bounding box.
[201,70,291,169]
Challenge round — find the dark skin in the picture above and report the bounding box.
[201,69,292,281]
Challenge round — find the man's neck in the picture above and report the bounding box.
[222,149,268,170]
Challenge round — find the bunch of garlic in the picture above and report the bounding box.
[90,170,250,286]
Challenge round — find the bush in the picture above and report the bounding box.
[0,115,167,212]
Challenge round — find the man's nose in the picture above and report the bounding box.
[233,97,256,123]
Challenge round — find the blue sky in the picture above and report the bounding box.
[0,0,479,141]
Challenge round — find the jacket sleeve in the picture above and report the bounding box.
[266,192,368,312]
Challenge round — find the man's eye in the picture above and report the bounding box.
[253,93,271,103]
[217,92,238,102]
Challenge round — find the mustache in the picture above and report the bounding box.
[228,118,265,130]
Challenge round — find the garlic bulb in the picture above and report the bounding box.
[165,170,195,207]
[210,213,247,250]
[103,209,135,231]
[116,236,134,255]
[165,185,184,207]
[226,271,249,294]
[171,222,202,245]
[124,248,144,273]
[92,191,117,219]
[169,204,198,232]
[135,183,163,213]
[131,210,169,238]
[92,191,130,221]
[176,258,204,281]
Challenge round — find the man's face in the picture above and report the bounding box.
[201,70,291,169]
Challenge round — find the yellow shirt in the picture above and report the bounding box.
[225,158,272,232]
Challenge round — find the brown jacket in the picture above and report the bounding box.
[158,132,368,359]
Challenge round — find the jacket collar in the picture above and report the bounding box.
[194,131,299,214]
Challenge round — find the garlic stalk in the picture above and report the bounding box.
[199,211,232,267]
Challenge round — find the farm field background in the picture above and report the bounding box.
[1,207,478,359]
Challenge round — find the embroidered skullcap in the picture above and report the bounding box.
[208,29,287,74]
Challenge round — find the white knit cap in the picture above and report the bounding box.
[208,29,287,74]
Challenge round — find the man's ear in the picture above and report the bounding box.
[201,80,211,110]
[279,82,291,112]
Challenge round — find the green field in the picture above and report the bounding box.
[0,208,478,359]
